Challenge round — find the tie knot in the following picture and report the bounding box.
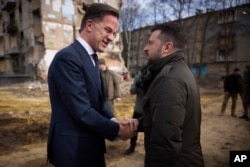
[92,53,98,64]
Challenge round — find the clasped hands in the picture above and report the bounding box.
[113,118,139,141]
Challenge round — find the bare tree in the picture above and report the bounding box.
[215,0,247,75]
[147,0,172,24]
[193,0,249,77]
[123,0,250,77]
[159,0,194,20]
[194,0,222,78]
[119,0,144,69]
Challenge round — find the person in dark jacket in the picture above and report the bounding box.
[124,73,144,155]
[239,65,250,120]
[139,22,204,167]
[220,68,242,117]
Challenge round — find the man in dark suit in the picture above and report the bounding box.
[47,3,138,167]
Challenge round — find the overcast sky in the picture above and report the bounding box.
[122,0,249,28]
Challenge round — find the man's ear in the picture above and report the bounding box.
[166,42,174,51]
[86,19,94,32]
[163,41,174,54]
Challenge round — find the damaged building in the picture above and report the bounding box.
[0,0,125,84]
[128,3,250,78]
[0,0,45,83]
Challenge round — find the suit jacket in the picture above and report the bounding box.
[47,40,119,167]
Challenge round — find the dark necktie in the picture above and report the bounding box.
[92,53,101,84]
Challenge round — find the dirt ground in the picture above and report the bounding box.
[0,79,249,167]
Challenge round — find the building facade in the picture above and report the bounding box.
[0,0,124,83]
[185,4,250,78]
[0,0,45,82]
[128,4,250,78]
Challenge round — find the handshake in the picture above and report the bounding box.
[113,118,139,141]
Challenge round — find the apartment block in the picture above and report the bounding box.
[128,4,250,78]
[0,0,124,84]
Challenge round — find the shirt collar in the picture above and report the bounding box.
[76,36,95,55]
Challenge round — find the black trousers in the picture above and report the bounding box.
[130,111,143,146]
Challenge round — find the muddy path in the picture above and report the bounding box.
[0,80,249,167]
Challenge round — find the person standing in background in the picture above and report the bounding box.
[239,65,250,120]
[98,58,122,113]
[47,3,137,167]
[124,73,144,155]
[220,68,242,117]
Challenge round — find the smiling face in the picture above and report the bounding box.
[84,15,118,52]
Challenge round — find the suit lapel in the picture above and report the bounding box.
[71,40,104,98]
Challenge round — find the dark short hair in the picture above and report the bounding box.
[151,22,187,49]
[79,3,119,32]
[233,67,240,72]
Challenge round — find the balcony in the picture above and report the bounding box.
[2,0,16,11]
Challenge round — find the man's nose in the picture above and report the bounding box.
[107,33,115,40]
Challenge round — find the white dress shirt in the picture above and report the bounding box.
[76,36,96,66]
